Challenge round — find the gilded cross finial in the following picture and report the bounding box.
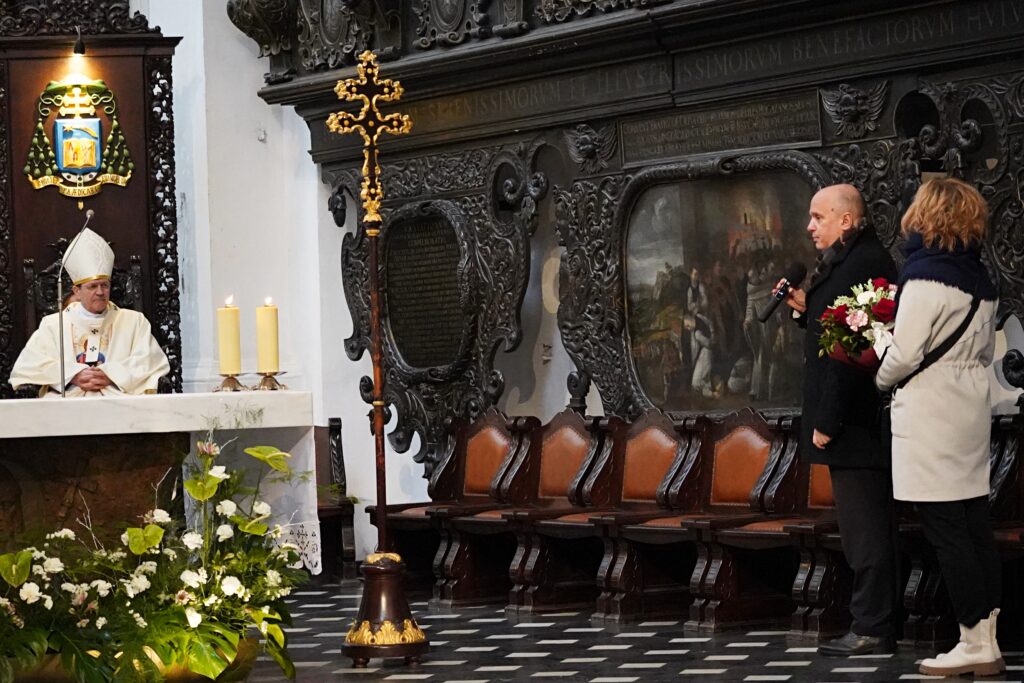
[326,51,412,228]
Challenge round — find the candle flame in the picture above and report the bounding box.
[225,295,234,307]
[265,297,273,306]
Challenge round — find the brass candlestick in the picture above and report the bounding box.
[327,50,425,667]
[214,374,247,392]
[254,372,286,391]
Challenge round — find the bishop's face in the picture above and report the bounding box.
[74,278,111,314]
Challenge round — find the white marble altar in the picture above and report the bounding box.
[0,392,322,574]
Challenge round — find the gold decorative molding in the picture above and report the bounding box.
[365,551,402,564]
[345,618,427,645]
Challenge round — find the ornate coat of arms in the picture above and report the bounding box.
[25,76,132,198]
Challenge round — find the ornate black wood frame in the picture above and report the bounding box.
[332,140,547,473]
[0,1,182,397]
[555,151,831,419]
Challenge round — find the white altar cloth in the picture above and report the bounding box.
[0,392,321,574]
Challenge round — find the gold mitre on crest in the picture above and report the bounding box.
[62,227,114,285]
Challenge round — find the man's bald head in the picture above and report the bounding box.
[807,184,866,250]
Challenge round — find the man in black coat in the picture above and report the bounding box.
[782,184,900,655]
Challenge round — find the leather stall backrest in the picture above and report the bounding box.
[538,425,591,499]
[807,464,834,509]
[709,426,771,506]
[621,426,678,502]
[464,426,512,496]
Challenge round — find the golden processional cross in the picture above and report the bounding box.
[326,51,426,668]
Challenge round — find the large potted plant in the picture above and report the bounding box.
[0,438,307,682]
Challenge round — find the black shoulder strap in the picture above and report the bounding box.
[895,290,981,391]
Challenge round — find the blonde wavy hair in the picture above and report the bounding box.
[901,177,988,250]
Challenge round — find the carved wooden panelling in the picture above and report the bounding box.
[334,142,547,473]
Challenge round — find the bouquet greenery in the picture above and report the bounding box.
[817,277,897,368]
[0,438,307,683]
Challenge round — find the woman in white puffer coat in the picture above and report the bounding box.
[876,177,1002,677]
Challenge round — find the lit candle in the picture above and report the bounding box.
[217,296,241,376]
[256,297,279,374]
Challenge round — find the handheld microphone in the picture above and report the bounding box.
[57,209,96,397]
[757,262,807,323]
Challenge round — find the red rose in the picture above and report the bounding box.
[872,298,896,323]
[872,277,889,290]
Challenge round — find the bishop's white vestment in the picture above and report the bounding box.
[9,302,170,397]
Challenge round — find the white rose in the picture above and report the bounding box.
[856,290,876,306]
[185,607,202,629]
[90,580,112,597]
[42,558,64,574]
[216,500,237,517]
[208,466,229,481]
[19,582,41,604]
[180,570,203,589]
[220,576,242,597]
[146,509,172,525]
[252,501,272,517]
[182,532,203,551]
[216,524,234,542]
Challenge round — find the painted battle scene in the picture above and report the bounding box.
[626,173,817,412]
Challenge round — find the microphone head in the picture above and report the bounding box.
[784,262,808,286]
[86,209,95,219]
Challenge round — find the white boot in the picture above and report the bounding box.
[919,616,1003,677]
[988,608,1005,670]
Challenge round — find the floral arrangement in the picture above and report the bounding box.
[817,277,898,365]
[0,438,307,683]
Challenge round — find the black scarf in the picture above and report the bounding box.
[898,231,997,302]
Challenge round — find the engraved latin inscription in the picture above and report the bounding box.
[385,217,466,369]
[676,0,1024,90]
[620,91,820,164]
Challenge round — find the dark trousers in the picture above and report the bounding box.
[916,496,1001,627]
[830,466,900,638]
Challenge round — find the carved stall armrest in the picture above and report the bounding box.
[588,508,672,526]
[428,502,510,519]
[681,513,766,531]
[783,517,839,536]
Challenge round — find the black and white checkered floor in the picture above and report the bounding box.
[250,581,1023,682]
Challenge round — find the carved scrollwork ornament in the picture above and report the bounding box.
[565,123,617,175]
[226,0,297,82]
[820,82,889,139]
[0,0,154,36]
[414,0,491,49]
[297,0,402,72]
[0,62,13,398]
[341,141,544,473]
[535,0,667,24]
[493,0,529,37]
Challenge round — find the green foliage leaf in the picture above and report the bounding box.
[0,550,32,587]
[185,637,230,680]
[266,634,296,680]
[229,515,269,536]
[125,524,165,556]
[266,623,286,649]
[244,446,292,473]
[184,474,221,502]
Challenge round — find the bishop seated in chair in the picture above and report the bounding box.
[8,227,169,397]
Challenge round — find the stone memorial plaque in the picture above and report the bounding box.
[385,216,466,369]
[621,91,821,165]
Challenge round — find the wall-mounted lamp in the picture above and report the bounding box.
[73,26,85,56]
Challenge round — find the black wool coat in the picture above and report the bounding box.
[795,228,898,469]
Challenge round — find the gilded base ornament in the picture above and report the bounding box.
[253,372,286,391]
[214,374,247,392]
[346,618,427,645]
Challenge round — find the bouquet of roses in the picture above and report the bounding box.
[817,277,898,370]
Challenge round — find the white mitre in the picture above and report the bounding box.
[62,227,114,285]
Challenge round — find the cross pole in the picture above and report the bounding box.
[327,51,426,667]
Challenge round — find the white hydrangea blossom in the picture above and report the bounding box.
[182,532,203,551]
[216,499,237,517]
[265,570,281,587]
[220,575,242,597]
[46,529,76,541]
[144,509,172,525]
